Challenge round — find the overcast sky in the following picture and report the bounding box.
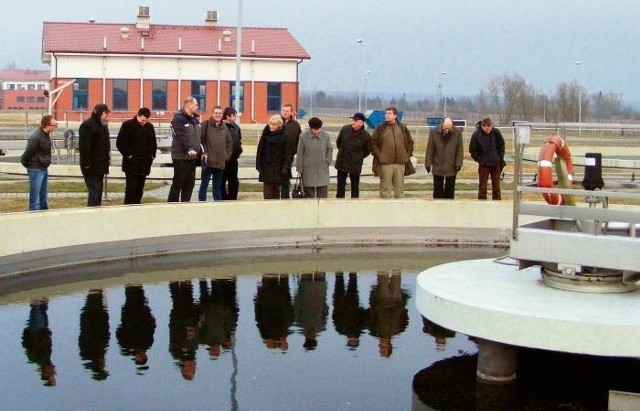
[3,0,639,101]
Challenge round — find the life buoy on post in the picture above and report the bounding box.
[537,136,574,205]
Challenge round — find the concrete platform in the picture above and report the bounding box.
[415,258,640,357]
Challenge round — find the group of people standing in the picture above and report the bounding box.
[20,101,506,210]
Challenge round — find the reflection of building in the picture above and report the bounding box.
[0,69,49,110]
[41,7,310,122]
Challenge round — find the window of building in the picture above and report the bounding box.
[191,80,206,113]
[73,79,89,110]
[230,81,244,112]
[17,84,25,90]
[27,96,35,103]
[113,79,128,111]
[28,84,36,90]
[38,84,46,90]
[267,82,282,112]
[6,83,15,90]
[37,97,45,103]
[152,80,167,110]
[17,96,25,103]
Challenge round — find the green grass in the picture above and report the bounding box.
[0,181,167,193]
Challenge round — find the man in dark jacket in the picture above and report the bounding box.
[469,117,506,200]
[21,115,56,210]
[79,103,111,206]
[279,103,302,199]
[425,118,464,199]
[335,112,372,198]
[116,107,157,204]
[167,96,201,202]
[222,107,243,200]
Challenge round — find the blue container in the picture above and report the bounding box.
[365,109,404,129]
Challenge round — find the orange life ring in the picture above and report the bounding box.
[537,136,574,205]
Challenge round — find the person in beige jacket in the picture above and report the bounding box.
[424,118,464,199]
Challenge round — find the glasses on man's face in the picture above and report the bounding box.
[50,124,58,128]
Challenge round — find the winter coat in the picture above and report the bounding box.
[335,124,372,174]
[116,116,157,176]
[170,109,202,160]
[256,127,293,184]
[79,112,111,175]
[425,125,464,177]
[371,121,414,165]
[469,123,505,168]
[296,129,333,187]
[21,127,52,169]
[201,119,232,169]
[225,122,243,162]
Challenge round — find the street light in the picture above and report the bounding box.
[575,61,582,134]
[308,81,314,117]
[441,71,447,117]
[356,39,364,112]
[363,70,371,113]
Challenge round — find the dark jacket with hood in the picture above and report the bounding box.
[469,121,505,168]
[170,109,202,160]
[335,124,372,174]
[116,116,157,176]
[225,121,243,162]
[256,126,294,184]
[79,109,111,175]
[21,127,52,169]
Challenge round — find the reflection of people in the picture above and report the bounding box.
[198,278,239,358]
[254,274,294,351]
[332,272,369,349]
[22,298,56,386]
[256,116,294,199]
[425,118,464,199]
[167,97,202,202]
[294,272,328,350]
[198,106,233,201]
[21,115,56,210]
[116,285,156,372]
[296,117,333,198]
[368,270,409,357]
[279,103,302,199]
[469,117,506,200]
[78,289,110,380]
[116,107,157,204]
[335,113,372,198]
[222,107,243,200]
[371,106,414,198]
[168,280,199,380]
[79,103,111,206]
[421,316,456,351]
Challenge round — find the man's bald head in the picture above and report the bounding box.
[443,118,453,131]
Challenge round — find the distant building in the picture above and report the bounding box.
[0,69,49,111]
[41,6,310,123]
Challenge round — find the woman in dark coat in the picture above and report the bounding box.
[116,107,157,204]
[256,115,294,199]
[79,103,111,206]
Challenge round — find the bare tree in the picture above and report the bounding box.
[485,73,529,125]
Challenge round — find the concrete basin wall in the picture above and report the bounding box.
[0,199,516,277]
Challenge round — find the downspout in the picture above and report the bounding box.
[139,57,144,108]
[102,56,107,103]
[250,60,255,122]
[296,59,303,115]
[216,59,221,106]
[177,58,182,109]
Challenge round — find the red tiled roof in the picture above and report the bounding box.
[0,69,49,81]
[42,22,310,60]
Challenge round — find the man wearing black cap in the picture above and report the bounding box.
[335,113,372,198]
[79,103,111,206]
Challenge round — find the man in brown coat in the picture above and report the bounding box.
[424,118,463,199]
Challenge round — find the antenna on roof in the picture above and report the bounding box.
[178,37,182,51]
[103,37,107,50]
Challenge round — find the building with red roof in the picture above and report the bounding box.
[0,69,50,110]
[41,7,310,123]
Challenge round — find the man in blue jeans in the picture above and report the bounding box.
[21,115,56,210]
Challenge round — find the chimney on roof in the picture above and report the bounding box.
[222,30,232,42]
[136,6,150,34]
[120,27,130,39]
[89,17,96,23]
[205,10,218,27]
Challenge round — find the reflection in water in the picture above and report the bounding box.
[168,280,199,380]
[78,289,110,380]
[22,299,56,387]
[332,272,368,349]
[198,278,239,358]
[254,274,294,351]
[115,285,156,374]
[294,272,328,350]
[422,317,456,351]
[368,270,409,357]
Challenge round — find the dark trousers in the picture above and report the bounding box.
[222,159,239,200]
[168,159,198,202]
[199,167,224,201]
[83,173,104,207]
[263,183,282,199]
[280,178,291,199]
[478,164,502,200]
[336,170,361,198]
[124,173,147,204]
[433,175,456,199]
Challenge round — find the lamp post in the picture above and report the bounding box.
[308,81,314,117]
[234,0,243,115]
[575,61,582,134]
[356,39,364,112]
[363,70,371,113]
[441,71,447,117]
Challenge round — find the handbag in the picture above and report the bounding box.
[292,173,306,198]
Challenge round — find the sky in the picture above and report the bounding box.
[3,0,640,101]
